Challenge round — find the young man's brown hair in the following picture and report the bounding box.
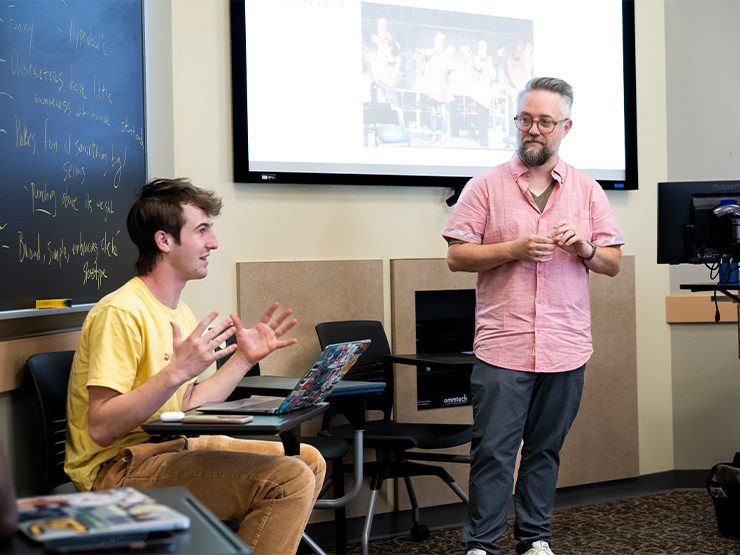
[126,178,223,275]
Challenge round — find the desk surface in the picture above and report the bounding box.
[387,352,476,369]
[680,283,740,292]
[1,487,250,555]
[142,404,328,438]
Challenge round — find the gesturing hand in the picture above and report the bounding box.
[551,220,590,257]
[514,234,556,264]
[170,311,236,382]
[231,302,298,367]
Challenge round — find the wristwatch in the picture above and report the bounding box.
[578,241,597,261]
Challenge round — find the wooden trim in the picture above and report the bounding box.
[665,294,738,323]
[0,332,79,393]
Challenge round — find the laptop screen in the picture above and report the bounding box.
[279,340,371,412]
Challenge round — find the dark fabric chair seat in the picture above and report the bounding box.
[302,436,349,461]
[321,421,472,451]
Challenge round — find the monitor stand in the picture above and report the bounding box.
[681,283,740,358]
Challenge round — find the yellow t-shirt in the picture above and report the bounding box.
[65,277,197,491]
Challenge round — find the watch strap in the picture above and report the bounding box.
[578,241,597,261]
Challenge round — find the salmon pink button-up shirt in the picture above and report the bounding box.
[443,154,624,373]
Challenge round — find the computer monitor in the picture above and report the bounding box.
[658,180,740,264]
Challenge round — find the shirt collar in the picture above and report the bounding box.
[509,151,567,189]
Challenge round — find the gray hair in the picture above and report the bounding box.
[517,77,574,119]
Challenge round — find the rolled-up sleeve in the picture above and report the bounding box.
[443,176,489,245]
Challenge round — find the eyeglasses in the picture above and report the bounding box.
[513,115,569,134]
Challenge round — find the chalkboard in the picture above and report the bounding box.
[0,0,145,312]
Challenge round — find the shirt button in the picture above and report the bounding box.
[538,270,543,274]
[537,299,542,304]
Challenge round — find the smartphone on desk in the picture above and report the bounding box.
[181,414,253,424]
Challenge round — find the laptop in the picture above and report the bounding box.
[199,339,371,415]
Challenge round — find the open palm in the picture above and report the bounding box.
[232,303,297,366]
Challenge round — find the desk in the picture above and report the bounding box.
[386,352,475,370]
[1,487,250,555]
[234,377,385,491]
[142,404,329,456]
[235,377,386,548]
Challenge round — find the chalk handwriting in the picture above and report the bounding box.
[47,239,70,267]
[30,182,57,217]
[69,69,87,100]
[91,104,111,126]
[69,19,106,55]
[111,145,126,188]
[100,230,118,257]
[34,93,72,117]
[44,119,59,153]
[72,231,98,262]
[93,76,111,103]
[10,49,64,92]
[18,231,42,263]
[15,116,36,154]
[63,161,86,185]
[8,8,34,56]
[62,186,79,211]
[120,116,144,148]
[96,198,114,222]
[82,260,107,289]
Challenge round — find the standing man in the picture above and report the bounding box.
[470,40,496,147]
[65,178,325,555]
[414,32,456,146]
[443,77,623,555]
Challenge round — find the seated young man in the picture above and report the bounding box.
[65,178,325,555]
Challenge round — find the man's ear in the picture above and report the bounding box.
[562,118,573,138]
[153,230,172,253]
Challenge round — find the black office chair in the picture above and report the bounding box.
[26,350,76,494]
[215,335,351,554]
[315,320,471,554]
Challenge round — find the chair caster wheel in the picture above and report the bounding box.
[410,523,430,542]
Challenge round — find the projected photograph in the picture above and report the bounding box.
[236,0,632,187]
[361,3,533,151]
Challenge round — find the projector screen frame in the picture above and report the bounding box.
[229,0,638,195]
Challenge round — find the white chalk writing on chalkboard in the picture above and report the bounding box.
[0,0,146,310]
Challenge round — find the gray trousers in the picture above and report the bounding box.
[462,359,585,555]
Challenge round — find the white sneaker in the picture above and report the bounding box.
[522,541,555,555]
[466,549,487,555]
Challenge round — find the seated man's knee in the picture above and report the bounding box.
[272,456,317,500]
[299,443,326,477]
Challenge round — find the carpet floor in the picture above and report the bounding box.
[329,490,740,554]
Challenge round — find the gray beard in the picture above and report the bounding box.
[518,140,554,167]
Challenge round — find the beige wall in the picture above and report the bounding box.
[663,0,740,469]
[163,0,673,476]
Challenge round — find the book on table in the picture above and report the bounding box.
[16,487,190,550]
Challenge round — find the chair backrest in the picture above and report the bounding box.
[215,334,259,402]
[26,351,76,494]
[315,320,393,419]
